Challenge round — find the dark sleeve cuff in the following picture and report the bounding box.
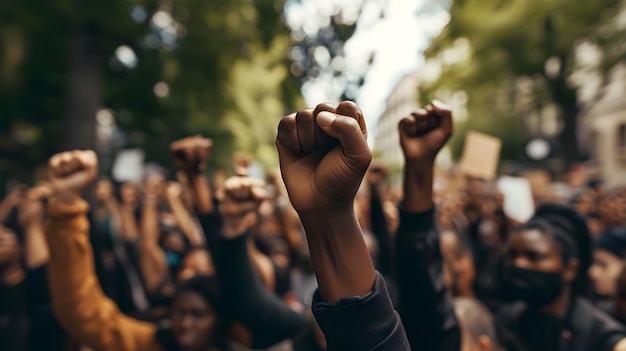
[398,206,436,233]
[312,272,410,351]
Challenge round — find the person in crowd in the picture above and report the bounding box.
[394,100,626,351]
[453,297,498,351]
[589,227,626,321]
[0,183,69,351]
[44,150,240,351]
[441,229,476,299]
[275,101,409,350]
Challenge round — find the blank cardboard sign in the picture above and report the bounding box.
[459,132,502,181]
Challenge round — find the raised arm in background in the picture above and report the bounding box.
[45,150,161,351]
[367,164,395,278]
[277,101,410,350]
[396,100,461,351]
[208,175,315,349]
[119,183,140,242]
[139,175,170,296]
[165,181,204,247]
[170,136,215,214]
[19,185,52,269]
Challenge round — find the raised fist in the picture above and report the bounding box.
[48,150,98,195]
[399,100,453,163]
[165,181,183,203]
[170,136,213,174]
[144,174,165,199]
[217,175,268,238]
[276,101,371,213]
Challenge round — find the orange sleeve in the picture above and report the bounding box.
[45,198,164,351]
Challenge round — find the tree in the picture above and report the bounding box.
[0,0,301,185]
[420,0,626,171]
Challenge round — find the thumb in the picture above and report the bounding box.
[316,111,371,162]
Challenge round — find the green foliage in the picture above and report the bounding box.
[420,0,626,168]
[0,0,301,180]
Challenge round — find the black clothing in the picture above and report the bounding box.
[397,206,626,351]
[0,265,67,351]
[497,297,626,351]
[312,272,411,351]
[200,211,409,351]
[395,207,461,351]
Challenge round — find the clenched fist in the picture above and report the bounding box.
[399,100,453,163]
[276,101,371,213]
[48,150,98,200]
[170,136,213,174]
[217,176,268,238]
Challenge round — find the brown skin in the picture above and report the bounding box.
[178,250,215,282]
[589,250,625,298]
[399,100,453,213]
[276,101,375,302]
[19,186,51,269]
[503,229,579,316]
[48,150,223,351]
[170,136,215,214]
[171,291,219,351]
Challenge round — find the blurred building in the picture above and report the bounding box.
[373,71,421,167]
[582,63,626,187]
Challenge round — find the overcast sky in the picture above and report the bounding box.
[284,0,450,143]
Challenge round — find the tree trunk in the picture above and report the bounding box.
[59,28,101,151]
[559,101,581,170]
[548,60,582,171]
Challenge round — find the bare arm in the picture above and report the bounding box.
[19,187,50,269]
[166,182,204,247]
[139,177,169,295]
[170,136,215,214]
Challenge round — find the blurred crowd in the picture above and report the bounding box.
[1,100,626,351]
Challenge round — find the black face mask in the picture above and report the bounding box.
[501,266,564,306]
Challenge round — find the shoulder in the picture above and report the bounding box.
[571,298,626,351]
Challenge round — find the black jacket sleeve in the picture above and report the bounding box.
[395,206,461,351]
[369,189,394,278]
[198,213,314,349]
[312,272,410,351]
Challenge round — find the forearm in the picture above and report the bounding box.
[169,198,203,246]
[299,206,376,302]
[139,201,168,293]
[24,221,49,269]
[401,162,434,213]
[369,186,394,277]
[120,206,140,241]
[187,173,214,213]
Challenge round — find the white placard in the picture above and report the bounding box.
[112,149,145,183]
[497,176,535,223]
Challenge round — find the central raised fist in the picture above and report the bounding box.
[276,101,371,213]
